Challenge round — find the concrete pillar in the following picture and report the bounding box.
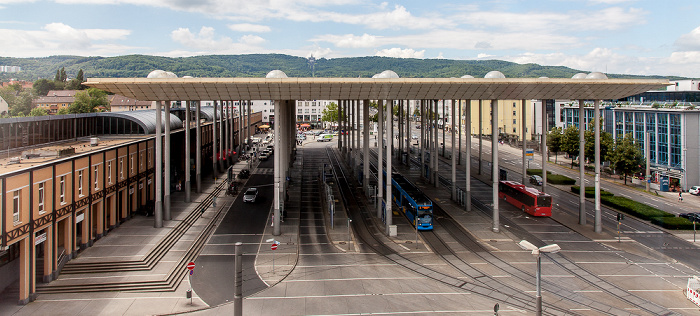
[478,100,483,175]
[451,99,457,200]
[154,101,163,228]
[18,238,30,305]
[356,100,361,170]
[273,100,281,236]
[491,99,499,233]
[458,100,462,165]
[223,101,229,167]
[442,100,446,157]
[185,102,191,202]
[522,99,528,185]
[433,100,439,188]
[594,100,602,233]
[377,100,384,218]
[212,101,218,178]
[219,102,224,171]
[164,101,171,221]
[541,100,547,193]
[385,99,393,236]
[338,100,343,150]
[420,100,425,179]
[43,225,53,283]
[465,99,472,212]
[363,99,370,193]
[406,100,411,165]
[579,99,586,225]
[196,101,202,193]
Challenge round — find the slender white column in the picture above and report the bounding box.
[465,99,471,212]
[433,100,439,188]
[196,101,202,193]
[594,100,602,233]
[406,100,411,165]
[478,100,483,175]
[541,100,548,193]
[420,100,425,179]
[223,101,229,167]
[522,99,527,185]
[274,100,281,236]
[579,99,586,225]
[385,99,393,236]
[154,101,163,228]
[377,100,384,217]
[212,101,218,178]
[458,100,462,165]
[185,101,191,202]
[363,100,370,192]
[219,101,224,172]
[451,99,457,200]
[164,101,171,221]
[491,99,499,233]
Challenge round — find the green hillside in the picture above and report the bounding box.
[0,54,686,82]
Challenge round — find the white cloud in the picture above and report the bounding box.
[313,33,378,48]
[675,26,700,51]
[0,22,133,57]
[375,48,425,59]
[496,48,700,77]
[170,26,268,55]
[228,23,271,33]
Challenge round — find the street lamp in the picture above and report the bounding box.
[518,240,561,316]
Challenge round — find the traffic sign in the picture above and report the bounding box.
[187,262,196,270]
[271,243,278,250]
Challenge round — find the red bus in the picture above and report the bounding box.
[498,180,552,216]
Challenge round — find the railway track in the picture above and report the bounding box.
[326,147,575,315]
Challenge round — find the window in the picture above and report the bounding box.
[13,191,20,223]
[94,166,99,190]
[140,152,143,169]
[78,170,84,196]
[513,119,516,125]
[108,161,112,184]
[130,155,134,174]
[513,111,516,116]
[60,176,66,204]
[298,109,302,114]
[513,102,516,108]
[38,182,45,213]
[513,127,517,133]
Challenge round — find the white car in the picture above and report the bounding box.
[243,188,258,203]
[689,186,700,195]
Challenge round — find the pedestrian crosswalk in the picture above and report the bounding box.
[254,168,274,175]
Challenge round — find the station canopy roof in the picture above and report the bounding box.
[86,77,669,102]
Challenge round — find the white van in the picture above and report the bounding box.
[317,134,334,142]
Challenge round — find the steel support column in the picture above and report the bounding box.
[154,101,163,228]
[491,99,499,233]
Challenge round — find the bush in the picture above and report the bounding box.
[601,196,674,221]
[570,186,614,198]
[651,217,697,230]
[547,174,576,185]
[526,169,549,175]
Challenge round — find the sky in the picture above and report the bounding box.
[0,0,698,77]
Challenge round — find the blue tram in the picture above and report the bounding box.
[384,171,434,230]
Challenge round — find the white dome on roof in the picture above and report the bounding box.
[539,76,549,79]
[266,70,288,78]
[585,72,608,79]
[460,75,475,78]
[372,70,399,79]
[182,75,194,79]
[571,73,588,79]
[484,71,505,79]
[147,70,177,78]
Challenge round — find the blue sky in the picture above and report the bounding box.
[1,0,698,77]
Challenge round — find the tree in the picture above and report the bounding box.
[67,88,109,113]
[0,86,34,116]
[65,69,86,90]
[321,102,339,123]
[561,125,581,168]
[29,108,49,116]
[546,127,563,163]
[33,79,58,96]
[609,133,644,185]
[583,121,614,164]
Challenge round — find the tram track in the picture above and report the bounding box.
[397,147,676,315]
[327,147,574,316]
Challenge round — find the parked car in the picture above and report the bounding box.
[529,175,543,186]
[238,169,250,179]
[259,152,270,161]
[680,212,700,222]
[243,188,258,203]
[689,186,700,195]
[317,134,334,142]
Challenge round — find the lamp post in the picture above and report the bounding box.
[518,240,561,316]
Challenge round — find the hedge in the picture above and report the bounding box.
[600,195,674,221]
[651,216,698,230]
[527,169,576,185]
[570,186,614,198]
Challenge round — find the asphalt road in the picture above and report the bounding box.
[191,157,274,307]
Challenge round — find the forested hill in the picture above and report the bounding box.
[0,54,683,81]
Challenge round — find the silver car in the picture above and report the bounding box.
[243,188,258,203]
